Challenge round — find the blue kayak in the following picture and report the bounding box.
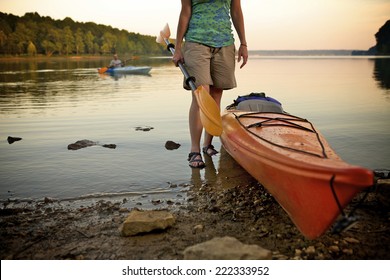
[99,66,152,75]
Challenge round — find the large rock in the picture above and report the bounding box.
[120,209,175,236]
[68,139,96,150]
[67,139,116,150]
[183,236,272,260]
[165,140,181,150]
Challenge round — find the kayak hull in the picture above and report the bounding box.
[220,110,374,239]
[99,66,152,75]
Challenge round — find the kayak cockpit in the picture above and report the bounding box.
[226,92,284,113]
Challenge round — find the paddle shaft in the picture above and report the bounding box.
[163,38,197,92]
[157,24,223,136]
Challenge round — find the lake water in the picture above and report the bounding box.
[1,56,389,208]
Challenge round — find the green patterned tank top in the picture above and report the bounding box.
[185,0,234,48]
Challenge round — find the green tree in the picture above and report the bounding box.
[41,39,55,56]
[84,30,95,54]
[74,28,85,55]
[101,31,117,54]
[62,26,74,55]
[13,22,31,54]
[27,41,37,56]
[42,27,63,56]
[0,30,7,54]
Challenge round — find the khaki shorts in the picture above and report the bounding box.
[182,42,237,90]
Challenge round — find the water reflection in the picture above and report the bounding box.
[0,57,173,116]
[100,72,152,81]
[190,146,254,191]
[373,58,390,90]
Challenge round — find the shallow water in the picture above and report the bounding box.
[0,56,389,208]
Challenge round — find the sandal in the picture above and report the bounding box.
[202,144,219,157]
[188,152,205,169]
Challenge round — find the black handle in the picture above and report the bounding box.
[164,39,197,91]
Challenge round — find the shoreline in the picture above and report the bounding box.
[1,177,389,260]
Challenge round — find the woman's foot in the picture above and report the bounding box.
[202,144,218,157]
[188,152,205,168]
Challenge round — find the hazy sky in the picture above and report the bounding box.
[1,0,389,50]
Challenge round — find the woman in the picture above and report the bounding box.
[173,0,248,168]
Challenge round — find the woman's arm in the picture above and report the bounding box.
[231,0,248,68]
[173,0,192,66]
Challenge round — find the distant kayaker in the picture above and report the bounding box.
[109,54,123,68]
[173,0,248,168]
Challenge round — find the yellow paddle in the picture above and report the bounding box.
[156,24,223,136]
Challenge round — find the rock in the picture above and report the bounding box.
[120,209,175,236]
[7,136,22,144]
[68,140,117,150]
[329,245,340,253]
[342,249,354,255]
[102,144,116,149]
[305,246,316,255]
[183,236,272,260]
[374,169,390,179]
[68,139,96,150]
[377,180,390,207]
[344,237,360,244]
[295,249,302,258]
[192,224,204,234]
[135,126,154,132]
[165,140,181,150]
[44,197,56,204]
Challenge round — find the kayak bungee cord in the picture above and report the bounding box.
[330,174,373,234]
[235,112,328,158]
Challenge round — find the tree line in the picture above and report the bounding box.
[0,12,167,56]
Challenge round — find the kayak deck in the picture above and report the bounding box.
[220,109,374,239]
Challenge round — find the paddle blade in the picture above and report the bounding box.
[156,23,171,44]
[161,23,170,39]
[195,85,223,136]
[98,67,108,74]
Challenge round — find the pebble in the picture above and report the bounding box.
[329,245,340,253]
[344,237,360,244]
[295,249,302,257]
[192,224,204,234]
[44,197,56,203]
[342,249,354,255]
[305,246,316,255]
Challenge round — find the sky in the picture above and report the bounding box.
[1,0,389,50]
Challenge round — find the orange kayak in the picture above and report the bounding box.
[220,96,374,239]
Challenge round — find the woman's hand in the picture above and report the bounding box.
[172,48,185,67]
[237,44,248,69]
